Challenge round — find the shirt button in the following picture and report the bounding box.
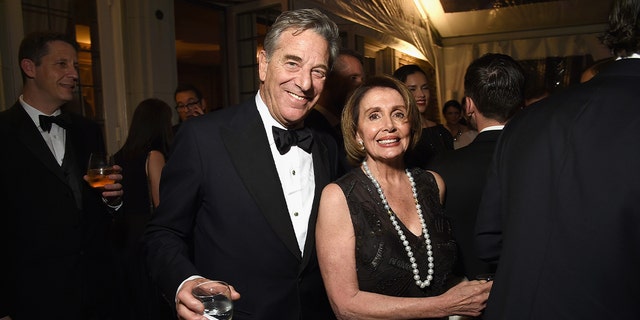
[292,170,296,175]
[293,212,299,217]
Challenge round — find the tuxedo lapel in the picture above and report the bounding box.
[221,103,302,261]
[11,104,68,185]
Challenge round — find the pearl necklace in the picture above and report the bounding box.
[362,161,434,288]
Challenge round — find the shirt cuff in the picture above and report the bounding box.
[176,275,204,303]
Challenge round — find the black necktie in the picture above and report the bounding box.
[39,114,70,132]
[272,126,313,155]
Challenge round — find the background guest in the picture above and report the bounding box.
[393,64,453,168]
[317,75,491,320]
[112,98,174,319]
[475,0,640,318]
[173,83,207,133]
[307,48,365,175]
[0,31,123,320]
[443,99,477,149]
[143,8,341,320]
[429,53,525,281]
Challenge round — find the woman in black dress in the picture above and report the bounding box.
[316,76,491,319]
[393,65,453,168]
[112,98,174,319]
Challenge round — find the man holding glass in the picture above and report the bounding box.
[0,32,123,319]
[144,8,341,320]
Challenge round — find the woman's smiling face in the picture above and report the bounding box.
[356,87,411,162]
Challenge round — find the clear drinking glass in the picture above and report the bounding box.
[86,152,115,189]
[192,280,233,320]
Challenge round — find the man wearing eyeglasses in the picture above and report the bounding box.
[173,83,207,132]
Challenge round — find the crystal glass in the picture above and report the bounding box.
[86,152,115,189]
[192,280,233,320]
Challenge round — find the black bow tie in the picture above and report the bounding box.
[272,126,313,155]
[39,114,70,132]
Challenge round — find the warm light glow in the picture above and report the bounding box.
[414,0,446,25]
[393,38,427,61]
[75,25,91,46]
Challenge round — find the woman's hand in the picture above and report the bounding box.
[439,280,492,317]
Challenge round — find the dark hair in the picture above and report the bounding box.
[463,53,525,122]
[601,0,640,57]
[443,99,462,114]
[392,64,427,84]
[18,31,79,82]
[117,98,173,160]
[263,8,340,67]
[338,48,364,66]
[174,83,203,101]
[341,75,422,166]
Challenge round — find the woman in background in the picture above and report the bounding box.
[443,99,477,149]
[112,98,174,319]
[393,65,453,168]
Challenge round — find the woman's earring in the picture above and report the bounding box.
[358,140,365,150]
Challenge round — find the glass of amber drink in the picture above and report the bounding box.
[87,152,115,189]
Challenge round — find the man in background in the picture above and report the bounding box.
[306,48,364,174]
[475,0,640,318]
[173,83,207,132]
[429,53,525,280]
[0,31,123,320]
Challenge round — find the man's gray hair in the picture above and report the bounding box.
[263,8,340,68]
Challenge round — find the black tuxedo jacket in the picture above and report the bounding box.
[475,59,640,319]
[429,130,501,279]
[144,99,339,320]
[0,102,115,319]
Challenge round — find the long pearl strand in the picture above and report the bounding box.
[362,161,434,288]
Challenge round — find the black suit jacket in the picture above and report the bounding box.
[475,59,640,319]
[429,130,501,279]
[144,99,339,320]
[0,102,115,319]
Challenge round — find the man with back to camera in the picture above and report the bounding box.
[475,0,640,318]
[429,53,525,281]
[0,31,123,320]
[143,8,341,320]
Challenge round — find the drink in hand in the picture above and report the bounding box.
[200,294,233,320]
[87,152,115,189]
[87,167,115,189]
[192,280,233,320]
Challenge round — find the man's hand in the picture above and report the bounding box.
[176,278,241,320]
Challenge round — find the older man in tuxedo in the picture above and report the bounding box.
[429,53,525,280]
[0,32,123,319]
[143,8,341,320]
[475,0,640,318]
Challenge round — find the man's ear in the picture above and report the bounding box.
[465,96,477,116]
[20,59,36,79]
[201,98,207,111]
[258,50,268,82]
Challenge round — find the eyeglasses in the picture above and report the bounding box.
[176,100,201,110]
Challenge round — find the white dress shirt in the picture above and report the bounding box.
[20,95,66,166]
[255,92,315,256]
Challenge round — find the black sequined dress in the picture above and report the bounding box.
[335,167,462,319]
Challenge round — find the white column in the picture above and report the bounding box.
[0,0,25,110]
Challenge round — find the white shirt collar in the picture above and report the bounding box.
[480,125,505,133]
[616,53,640,60]
[19,95,62,130]
[255,91,283,147]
